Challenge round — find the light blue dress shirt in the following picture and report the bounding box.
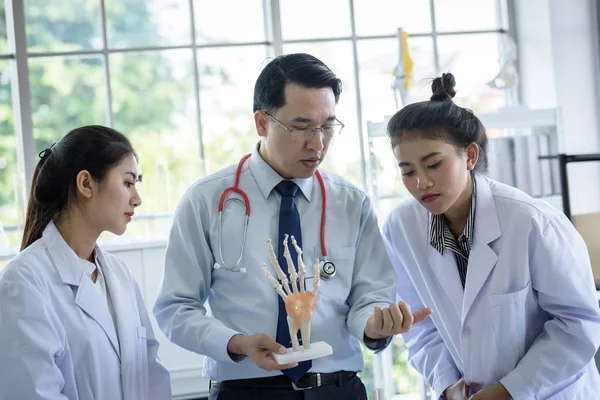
[153,144,396,382]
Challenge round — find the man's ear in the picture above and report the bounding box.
[255,111,269,138]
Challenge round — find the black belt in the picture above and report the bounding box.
[216,371,357,391]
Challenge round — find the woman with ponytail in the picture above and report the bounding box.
[382,74,600,399]
[0,125,171,399]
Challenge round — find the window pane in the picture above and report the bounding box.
[25,0,102,51]
[358,37,435,123]
[194,0,266,44]
[435,0,501,32]
[280,0,351,40]
[106,0,191,49]
[198,45,272,173]
[369,135,409,212]
[0,61,23,255]
[110,49,199,242]
[29,56,107,151]
[0,1,8,54]
[437,33,508,113]
[354,0,432,36]
[358,345,376,397]
[284,41,363,188]
[358,37,435,207]
[392,336,425,397]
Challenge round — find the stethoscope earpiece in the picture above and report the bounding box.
[214,263,246,274]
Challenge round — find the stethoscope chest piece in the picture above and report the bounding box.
[319,261,336,281]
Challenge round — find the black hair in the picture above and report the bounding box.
[21,125,136,250]
[386,72,488,171]
[253,53,342,113]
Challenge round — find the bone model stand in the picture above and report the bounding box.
[262,235,332,364]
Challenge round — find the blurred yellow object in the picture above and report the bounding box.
[400,30,413,89]
[392,28,413,108]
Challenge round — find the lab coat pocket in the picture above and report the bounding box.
[488,281,531,366]
[137,325,148,360]
[137,325,149,391]
[137,325,147,339]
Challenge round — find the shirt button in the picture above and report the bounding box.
[462,326,471,335]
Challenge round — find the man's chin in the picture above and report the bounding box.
[296,168,318,179]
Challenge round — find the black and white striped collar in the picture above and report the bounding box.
[430,178,476,255]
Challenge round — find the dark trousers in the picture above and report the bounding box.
[208,374,367,400]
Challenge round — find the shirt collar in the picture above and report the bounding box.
[78,250,101,279]
[430,177,476,254]
[248,142,314,201]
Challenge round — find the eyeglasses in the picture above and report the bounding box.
[263,111,345,141]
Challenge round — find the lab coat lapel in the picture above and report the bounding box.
[427,214,464,318]
[74,275,122,360]
[461,175,501,323]
[43,222,121,360]
[98,249,138,374]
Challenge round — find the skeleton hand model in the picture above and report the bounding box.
[262,235,320,352]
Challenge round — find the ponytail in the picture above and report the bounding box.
[21,158,57,250]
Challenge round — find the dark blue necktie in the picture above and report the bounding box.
[275,180,312,382]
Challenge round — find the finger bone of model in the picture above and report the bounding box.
[267,239,291,295]
[262,264,288,301]
[312,259,320,295]
[283,235,299,293]
[291,235,307,291]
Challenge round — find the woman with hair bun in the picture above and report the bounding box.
[382,73,600,399]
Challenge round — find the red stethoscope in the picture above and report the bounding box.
[213,153,336,280]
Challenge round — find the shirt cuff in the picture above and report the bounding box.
[432,369,462,398]
[202,325,244,363]
[500,370,535,400]
[227,343,248,363]
[363,334,392,352]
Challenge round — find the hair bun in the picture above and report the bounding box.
[430,72,456,101]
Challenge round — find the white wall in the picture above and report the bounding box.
[514,0,557,108]
[516,0,600,215]
[110,244,209,400]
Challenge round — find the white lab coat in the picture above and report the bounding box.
[0,222,171,400]
[383,174,600,399]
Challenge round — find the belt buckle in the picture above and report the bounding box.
[291,373,321,391]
